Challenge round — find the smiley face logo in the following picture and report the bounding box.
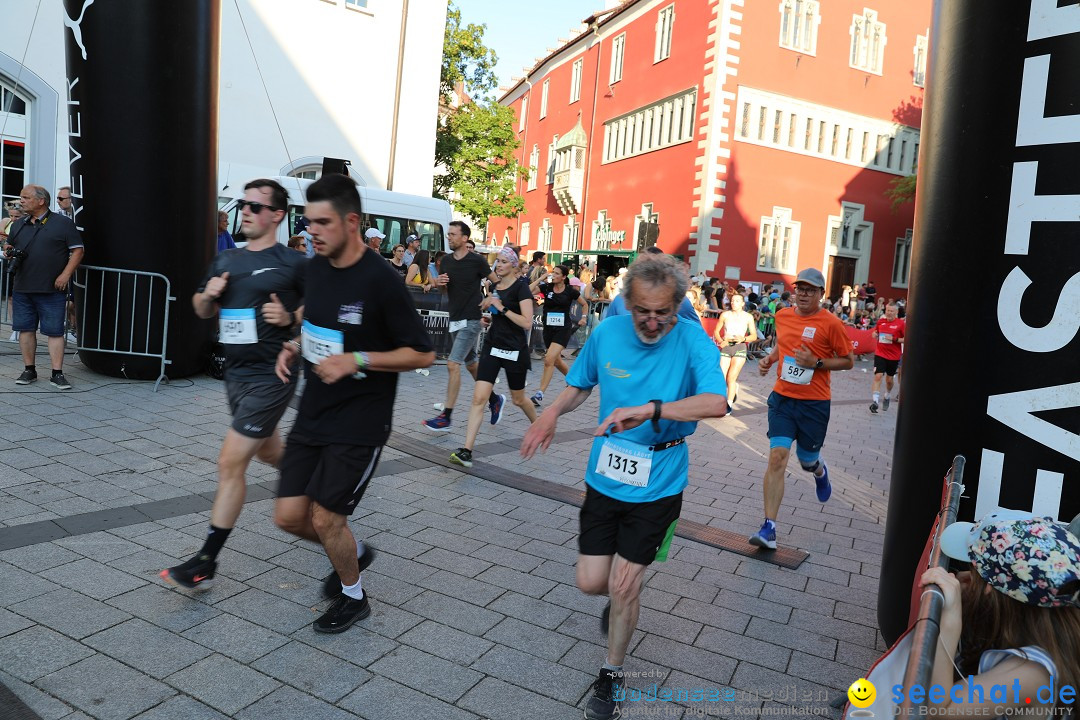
[848,678,876,709]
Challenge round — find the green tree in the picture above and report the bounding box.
[441,1,498,103]
[435,101,526,230]
[886,173,917,212]
[435,2,524,234]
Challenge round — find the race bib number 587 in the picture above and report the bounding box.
[780,355,813,385]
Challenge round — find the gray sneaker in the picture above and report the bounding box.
[584,668,622,719]
[15,369,37,385]
[883,396,891,411]
[50,373,72,390]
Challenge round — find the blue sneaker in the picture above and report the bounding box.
[422,412,451,432]
[489,394,506,425]
[815,462,831,503]
[749,521,777,550]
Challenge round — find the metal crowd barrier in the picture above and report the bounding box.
[898,455,966,718]
[73,265,176,391]
[0,257,11,326]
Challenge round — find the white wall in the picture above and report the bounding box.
[0,0,445,201]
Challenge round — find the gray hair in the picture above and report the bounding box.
[623,254,689,308]
[28,185,50,206]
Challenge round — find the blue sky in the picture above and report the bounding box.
[453,0,605,93]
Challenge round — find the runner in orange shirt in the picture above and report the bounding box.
[750,268,854,550]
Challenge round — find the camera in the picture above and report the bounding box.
[6,248,27,276]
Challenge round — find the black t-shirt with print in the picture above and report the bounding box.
[294,249,433,446]
[199,243,306,381]
[8,212,84,293]
[538,282,580,321]
[484,278,532,353]
[440,251,490,321]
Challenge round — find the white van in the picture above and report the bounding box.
[218,177,452,256]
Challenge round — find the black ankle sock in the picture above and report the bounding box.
[489,391,498,404]
[51,369,63,377]
[443,408,453,421]
[200,525,232,560]
[25,365,35,373]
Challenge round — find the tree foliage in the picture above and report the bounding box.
[886,173,917,212]
[441,2,498,103]
[435,102,526,224]
[435,2,524,230]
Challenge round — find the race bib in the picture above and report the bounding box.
[879,332,893,344]
[301,320,344,364]
[449,319,468,333]
[219,308,258,345]
[781,355,814,385]
[546,312,565,327]
[595,436,653,487]
[490,347,519,361]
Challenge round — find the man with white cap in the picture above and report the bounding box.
[751,267,853,550]
[364,227,385,254]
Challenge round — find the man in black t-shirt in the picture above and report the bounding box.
[162,179,306,590]
[274,174,434,634]
[422,220,501,432]
[5,185,84,389]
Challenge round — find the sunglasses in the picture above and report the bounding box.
[236,200,280,214]
[58,196,71,201]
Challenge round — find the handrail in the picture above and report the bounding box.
[898,455,967,717]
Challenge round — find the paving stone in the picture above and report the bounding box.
[409,527,485,555]
[398,619,495,665]
[181,613,289,663]
[0,669,80,720]
[0,560,56,603]
[37,654,176,720]
[166,654,280,715]
[633,634,738,686]
[471,643,592,702]
[419,569,505,605]
[362,601,425,639]
[744,616,838,660]
[458,676,580,720]
[211,588,315,635]
[106,584,222,633]
[233,686,360,720]
[555,611,609,649]
[472,543,544,572]
[403,590,504,635]
[415,547,493,577]
[252,641,372,703]
[0,626,95,682]
[130,696,229,720]
[474,564,557,598]
[369,644,483,702]
[294,625,398,667]
[84,618,211,678]
[12,587,131,640]
[40,557,147,600]
[54,531,146,562]
[340,676,482,720]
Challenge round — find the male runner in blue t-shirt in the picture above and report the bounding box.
[521,254,728,720]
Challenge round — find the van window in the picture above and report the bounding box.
[365,214,445,255]
[288,206,306,235]
[412,222,444,254]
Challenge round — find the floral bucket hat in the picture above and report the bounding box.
[940,510,1080,609]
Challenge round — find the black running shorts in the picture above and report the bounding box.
[873,356,900,376]
[278,438,382,515]
[578,485,682,566]
[225,377,297,439]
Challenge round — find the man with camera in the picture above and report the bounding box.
[4,185,84,389]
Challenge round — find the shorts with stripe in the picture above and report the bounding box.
[278,437,382,516]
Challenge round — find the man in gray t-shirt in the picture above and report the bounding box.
[5,184,84,390]
[162,178,305,590]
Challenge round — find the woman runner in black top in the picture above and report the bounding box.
[449,247,537,468]
[527,264,588,408]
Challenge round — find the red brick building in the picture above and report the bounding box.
[488,0,929,299]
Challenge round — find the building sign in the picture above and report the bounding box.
[594,226,627,251]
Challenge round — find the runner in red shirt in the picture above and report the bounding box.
[869,302,904,413]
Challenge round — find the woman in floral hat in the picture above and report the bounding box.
[920,511,1080,717]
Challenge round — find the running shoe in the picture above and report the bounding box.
[422,411,452,432]
[321,544,378,599]
[15,369,37,385]
[749,521,777,550]
[161,553,217,589]
[815,462,832,503]
[449,448,473,468]
[313,592,371,634]
[50,373,72,390]
[489,394,506,425]
[583,668,622,720]
[869,401,879,414]
[883,396,891,411]
[530,391,543,408]
[600,600,610,636]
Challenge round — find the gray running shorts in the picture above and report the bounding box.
[225,377,297,439]
[448,319,482,365]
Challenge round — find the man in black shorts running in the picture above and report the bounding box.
[274,174,434,633]
[162,179,305,589]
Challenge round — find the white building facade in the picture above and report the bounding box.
[0,0,446,207]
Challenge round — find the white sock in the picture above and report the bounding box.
[341,576,364,600]
[873,392,880,404]
[356,539,365,558]
[814,461,825,478]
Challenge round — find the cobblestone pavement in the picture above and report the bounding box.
[0,338,899,720]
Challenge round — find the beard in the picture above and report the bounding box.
[634,324,663,345]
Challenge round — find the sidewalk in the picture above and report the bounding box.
[0,341,896,720]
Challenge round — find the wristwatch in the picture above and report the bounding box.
[650,399,663,432]
[814,359,824,370]
[352,351,370,380]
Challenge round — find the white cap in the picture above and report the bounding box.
[365,228,386,239]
